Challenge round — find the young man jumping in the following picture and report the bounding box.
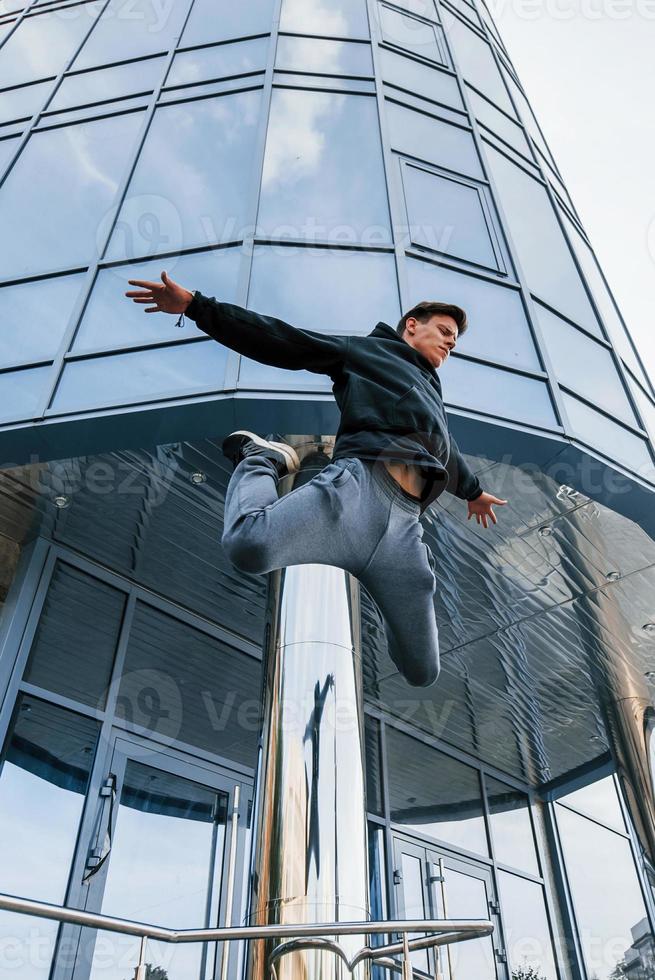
[125,270,507,688]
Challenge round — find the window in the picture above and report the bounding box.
[51,340,228,414]
[556,801,653,980]
[0,695,99,979]
[0,111,144,280]
[483,144,601,335]
[440,7,513,114]
[444,357,557,428]
[558,775,625,831]
[561,390,654,480]
[71,0,189,70]
[406,256,541,371]
[467,87,531,159]
[402,162,506,274]
[166,37,269,87]
[534,302,637,425]
[105,89,263,262]
[257,89,391,246]
[386,726,489,855]
[275,35,373,75]
[249,245,400,333]
[119,602,261,766]
[379,47,463,109]
[378,2,449,66]
[0,5,102,88]
[0,135,20,176]
[0,78,52,123]
[73,248,241,353]
[23,563,126,707]
[279,0,370,39]
[181,0,275,47]
[48,57,165,112]
[0,273,84,367]
[497,871,558,980]
[386,100,483,178]
[365,716,384,815]
[0,365,51,423]
[485,775,539,874]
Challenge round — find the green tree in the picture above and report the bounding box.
[512,967,547,980]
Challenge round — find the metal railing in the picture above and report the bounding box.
[0,890,493,980]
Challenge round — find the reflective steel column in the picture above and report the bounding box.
[245,438,370,980]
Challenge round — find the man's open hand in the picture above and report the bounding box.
[467,491,508,529]
[124,269,194,315]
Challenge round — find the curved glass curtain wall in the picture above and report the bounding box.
[0,0,653,485]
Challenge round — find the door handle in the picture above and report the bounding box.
[83,774,116,881]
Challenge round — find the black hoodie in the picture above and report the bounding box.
[185,291,484,513]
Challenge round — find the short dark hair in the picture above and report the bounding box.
[396,300,468,337]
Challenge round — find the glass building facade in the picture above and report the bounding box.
[0,0,655,979]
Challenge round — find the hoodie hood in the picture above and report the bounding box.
[368,320,438,378]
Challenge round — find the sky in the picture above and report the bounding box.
[486,0,655,384]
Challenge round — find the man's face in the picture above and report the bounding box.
[402,314,458,369]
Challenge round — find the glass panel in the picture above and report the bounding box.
[558,774,625,831]
[560,211,652,388]
[626,373,655,445]
[445,0,483,28]
[249,245,400,333]
[485,775,539,874]
[365,716,383,815]
[118,602,261,767]
[368,824,387,980]
[379,47,463,109]
[0,695,99,980]
[561,390,655,481]
[483,144,601,335]
[445,356,556,427]
[556,804,652,980]
[406,255,541,370]
[437,866,496,979]
[467,87,531,158]
[275,35,373,75]
[501,68,557,167]
[87,761,228,980]
[440,7,513,114]
[387,727,489,855]
[74,248,241,353]
[166,37,269,87]
[279,0,371,39]
[386,100,483,179]
[400,851,431,973]
[23,562,125,708]
[273,72,375,93]
[38,94,150,128]
[0,273,84,367]
[379,3,448,65]
[257,89,391,246]
[0,112,144,280]
[51,340,228,414]
[48,57,165,112]
[0,365,51,423]
[533,302,637,426]
[403,163,501,272]
[180,0,275,47]
[0,135,19,176]
[0,5,102,88]
[497,870,558,980]
[105,90,262,262]
[380,0,439,17]
[0,79,52,123]
[71,0,189,70]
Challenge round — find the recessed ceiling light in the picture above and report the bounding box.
[645,670,655,680]
[190,471,207,485]
[538,526,553,537]
[589,734,602,742]
[606,571,620,581]
[53,495,71,509]
[643,623,655,636]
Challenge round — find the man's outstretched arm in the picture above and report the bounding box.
[125,270,349,377]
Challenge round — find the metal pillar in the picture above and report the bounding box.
[245,439,371,980]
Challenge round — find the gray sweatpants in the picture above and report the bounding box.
[221,455,440,688]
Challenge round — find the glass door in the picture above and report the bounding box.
[393,835,505,980]
[61,733,249,980]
